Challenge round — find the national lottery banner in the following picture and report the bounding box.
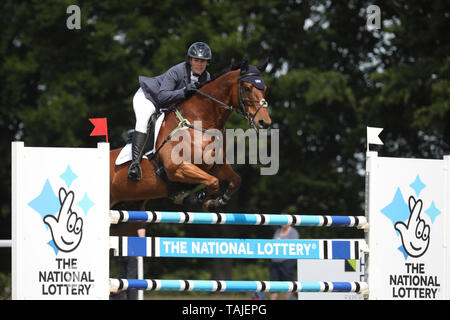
[111,236,365,260]
[366,152,450,300]
[12,142,110,300]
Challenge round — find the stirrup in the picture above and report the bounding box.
[127,161,142,181]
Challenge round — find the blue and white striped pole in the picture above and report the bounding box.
[110,210,368,229]
[110,279,368,294]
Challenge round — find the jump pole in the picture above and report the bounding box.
[109,279,368,294]
[109,210,368,229]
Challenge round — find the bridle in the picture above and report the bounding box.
[237,73,269,129]
[194,72,269,130]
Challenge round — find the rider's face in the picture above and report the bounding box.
[190,58,208,75]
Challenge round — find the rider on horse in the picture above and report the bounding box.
[128,42,213,181]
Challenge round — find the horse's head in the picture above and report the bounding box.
[236,58,272,131]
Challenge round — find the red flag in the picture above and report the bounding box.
[89,118,109,142]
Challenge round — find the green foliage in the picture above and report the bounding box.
[0,272,11,299]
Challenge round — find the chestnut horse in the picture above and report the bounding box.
[110,58,271,217]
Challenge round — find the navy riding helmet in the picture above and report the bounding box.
[187,42,212,61]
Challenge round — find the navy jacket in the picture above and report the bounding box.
[139,61,210,110]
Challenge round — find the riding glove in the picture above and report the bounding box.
[184,83,197,97]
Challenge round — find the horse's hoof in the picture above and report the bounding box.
[172,191,189,205]
[183,189,208,207]
[203,200,214,211]
[204,197,228,212]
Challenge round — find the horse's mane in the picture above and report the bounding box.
[196,58,242,89]
[198,69,233,89]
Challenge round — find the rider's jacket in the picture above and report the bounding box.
[138,61,210,110]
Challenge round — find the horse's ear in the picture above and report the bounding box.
[230,58,240,71]
[240,57,249,74]
[257,57,269,73]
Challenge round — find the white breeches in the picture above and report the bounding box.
[133,88,156,134]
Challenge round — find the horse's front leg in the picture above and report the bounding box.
[204,163,241,211]
[165,161,220,206]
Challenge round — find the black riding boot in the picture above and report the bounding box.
[127,131,148,181]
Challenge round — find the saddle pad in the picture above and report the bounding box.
[115,112,165,165]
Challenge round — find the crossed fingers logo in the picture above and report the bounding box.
[44,187,83,253]
[394,196,430,258]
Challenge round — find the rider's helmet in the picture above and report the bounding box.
[187,42,212,61]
